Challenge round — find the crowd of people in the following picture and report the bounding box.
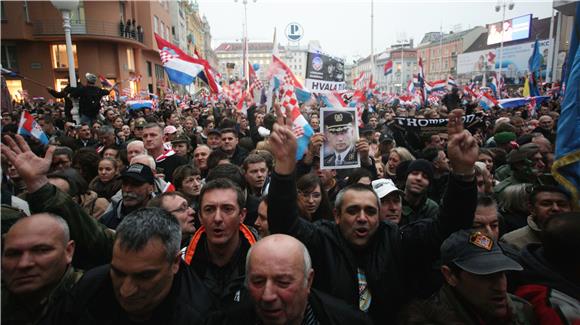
[1,72,579,325]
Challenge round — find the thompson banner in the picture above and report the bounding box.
[393,114,480,134]
[305,51,346,93]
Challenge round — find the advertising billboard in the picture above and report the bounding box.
[457,39,551,83]
[487,14,532,45]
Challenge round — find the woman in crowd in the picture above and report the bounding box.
[89,157,122,201]
[296,173,333,222]
[385,147,415,179]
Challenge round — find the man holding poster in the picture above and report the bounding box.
[321,108,360,169]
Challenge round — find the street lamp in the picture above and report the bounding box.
[235,0,256,86]
[51,0,80,122]
[494,0,514,98]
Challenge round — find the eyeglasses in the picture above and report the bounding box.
[169,203,191,214]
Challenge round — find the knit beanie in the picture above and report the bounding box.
[406,159,434,183]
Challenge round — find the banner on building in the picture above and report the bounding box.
[305,51,346,93]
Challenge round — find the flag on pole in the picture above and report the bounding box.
[490,75,499,97]
[18,111,49,145]
[268,55,311,102]
[417,57,427,105]
[447,76,457,88]
[430,79,447,92]
[528,39,542,97]
[155,33,205,85]
[383,60,393,76]
[279,84,314,160]
[552,2,580,207]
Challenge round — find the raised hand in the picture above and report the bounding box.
[355,138,371,166]
[1,135,55,193]
[447,109,478,175]
[269,104,297,175]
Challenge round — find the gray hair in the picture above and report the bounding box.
[98,125,115,135]
[334,183,380,213]
[115,208,181,263]
[130,154,156,170]
[500,183,532,214]
[245,239,313,288]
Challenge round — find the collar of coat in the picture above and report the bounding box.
[183,224,257,265]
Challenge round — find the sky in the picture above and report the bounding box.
[196,0,554,63]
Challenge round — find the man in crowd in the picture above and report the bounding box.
[142,123,187,182]
[267,107,478,323]
[206,129,222,150]
[182,178,259,311]
[220,128,249,166]
[401,159,440,225]
[371,178,403,224]
[100,163,156,229]
[254,197,270,238]
[2,213,81,324]
[126,140,147,163]
[494,143,546,195]
[148,191,196,247]
[243,154,270,197]
[501,185,572,250]
[70,73,110,124]
[43,208,210,324]
[193,144,212,177]
[400,229,536,324]
[472,194,500,240]
[205,234,371,324]
[75,123,96,148]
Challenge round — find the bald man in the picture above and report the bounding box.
[205,234,371,325]
[1,213,83,324]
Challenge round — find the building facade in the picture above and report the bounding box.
[416,26,486,82]
[1,0,217,100]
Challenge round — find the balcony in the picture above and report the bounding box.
[32,19,144,43]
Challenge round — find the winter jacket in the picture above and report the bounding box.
[399,284,537,325]
[204,289,372,325]
[515,244,580,325]
[182,224,259,312]
[401,195,440,226]
[41,262,210,325]
[268,171,477,323]
[2,267,83,325]
[501,216,542,251]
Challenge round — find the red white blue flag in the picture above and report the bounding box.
[383,60,393,76]
[18,111,49,145]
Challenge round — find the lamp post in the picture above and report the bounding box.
[495,0,514,98]
[51,0,80,123]
[235,0,256,86]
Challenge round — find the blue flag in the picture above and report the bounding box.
[552,2,580,207]
[528,39,542,74]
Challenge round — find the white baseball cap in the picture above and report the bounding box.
[372,178,403,199]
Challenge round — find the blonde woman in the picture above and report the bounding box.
[385,147,415,179]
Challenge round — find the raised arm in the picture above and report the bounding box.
[1,135,114,269]
[400,109,478,259]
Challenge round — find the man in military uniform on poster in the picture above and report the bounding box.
[323,111,359,167]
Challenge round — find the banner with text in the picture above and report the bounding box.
[393,114,480,134]
[305,51,346,93]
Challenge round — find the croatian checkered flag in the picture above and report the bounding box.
[278,83,314,160]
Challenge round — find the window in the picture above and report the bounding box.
[127,48,135,71]
[6,80,23,101]
[147,61,152,77]
[155,64,165,79]
[1,45,18,71]
[1,2,6,21]
[154,16,159,34]
[51,44,78,69]
[161,21,165,38]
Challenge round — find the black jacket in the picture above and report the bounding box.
[42,262,210,325]
[70,85,110,119]
[204,289,372,325]
[182,225,259,312]
[268,171,476,323]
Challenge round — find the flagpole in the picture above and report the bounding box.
[266,27,277,112]
[370,0,375,85]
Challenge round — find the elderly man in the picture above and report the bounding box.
[533,115,556,143]
[400,229,536,324]
[193,144,212,178]
[126,140,147,163]
[43,208,210,324]
[205,234,371,325]
[100,163,156,229]
[148,192,196,247]
[2,213,81,324]
[75,123,96,148]
[268,107,478,323]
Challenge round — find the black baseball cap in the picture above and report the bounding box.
[441,230,522,275]
[121,163,155,184]
[325,112,353,133]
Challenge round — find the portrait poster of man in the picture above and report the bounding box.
[320,107,360,170]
